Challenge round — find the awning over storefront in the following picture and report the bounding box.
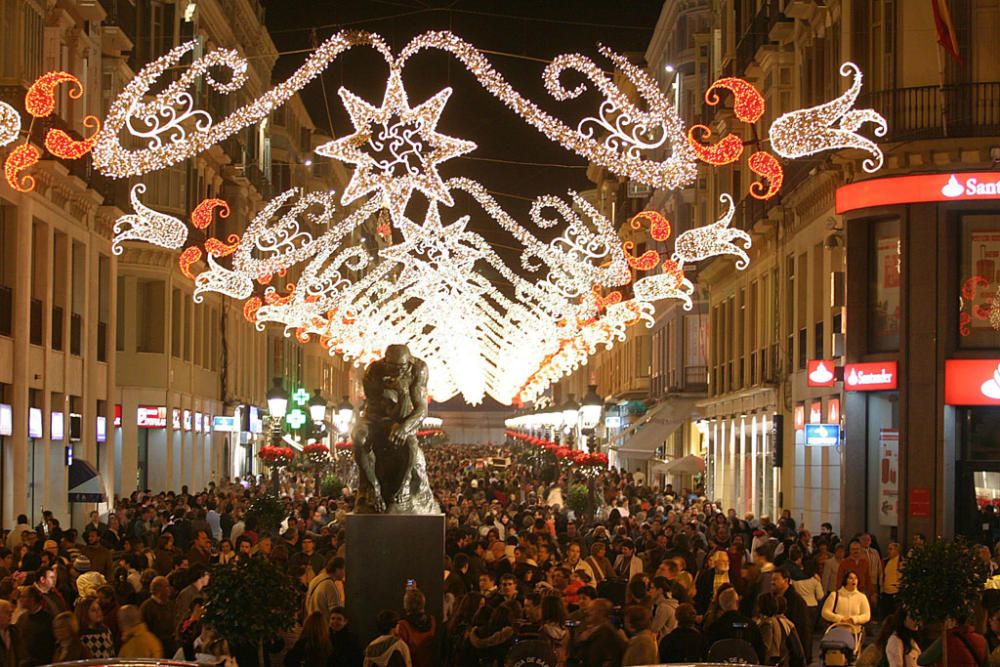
[68,459,106,503]
[652,454,706,475]
[614,398,700,459]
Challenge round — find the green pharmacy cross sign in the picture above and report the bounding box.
[291,388,310,406]
[286,408,307,429]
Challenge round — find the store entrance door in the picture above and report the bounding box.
[956,406,1000,542]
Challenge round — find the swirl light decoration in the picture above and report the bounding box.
[768,61,887,172]
[748,151,784,200]
[92,32,886,404]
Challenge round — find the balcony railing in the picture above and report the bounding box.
[861,82,1000,142]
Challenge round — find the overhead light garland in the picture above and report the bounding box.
[768,61,887,173]
[86,32,886,404]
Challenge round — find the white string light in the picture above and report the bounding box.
[768,61,887,173]
[0,102,20,147]
[95,33,888,404]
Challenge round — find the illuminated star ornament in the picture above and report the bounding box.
[315,71,476,213]
[88,29,889,405]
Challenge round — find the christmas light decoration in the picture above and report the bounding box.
[687,124,743,166]
[87,32,887,405]
[747,151,783,200]
[178,246,202,280]
[672,194,751,270]
[25,72,83,118]
[768,61,887,173]
[93,31,697,191]
[629,210,671,242]
[4,143,40,192]
[112,184,189,255]
[705,77,765,124]
[191,198,230,229]
[315,71,476,210]
[43,115,101,160]
[0,103,21,147]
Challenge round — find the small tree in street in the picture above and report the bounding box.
[897,538,990,667]
[203,553,300,666]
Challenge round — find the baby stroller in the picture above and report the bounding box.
[820,622,864,667]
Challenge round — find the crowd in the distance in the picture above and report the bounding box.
[0,441,998,666]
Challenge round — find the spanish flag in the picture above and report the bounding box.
[931,0,963,63]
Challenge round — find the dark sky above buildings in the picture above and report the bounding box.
[261,0,663,221]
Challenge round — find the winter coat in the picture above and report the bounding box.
[821,587,871,627]
[363,634,411,667]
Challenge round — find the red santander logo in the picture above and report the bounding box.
[945,359,1000,405]
[807,360,836,387]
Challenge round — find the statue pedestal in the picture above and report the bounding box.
[345,513,445,650]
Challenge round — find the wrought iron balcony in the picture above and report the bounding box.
[861,82,1000,142]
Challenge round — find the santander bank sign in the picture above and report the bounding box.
[844,361,898,391]
[945,359,1000,405]
[836,171,1000,214]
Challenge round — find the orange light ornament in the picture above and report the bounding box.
[43,115,101,160]
[622,241,659,271]
[204,233,241,257]
[178,246,202,280]
[748,151,784,200]
[629,210,672,242]
[243,297,263,323]
[25,72,83,118]
[191,198,230,229]
[4,144,41,192]
[687,124,743,166]
[705,77,766,124]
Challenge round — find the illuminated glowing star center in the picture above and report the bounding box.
[315,70,476,213]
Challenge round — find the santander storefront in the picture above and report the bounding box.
[838,169,1000,543]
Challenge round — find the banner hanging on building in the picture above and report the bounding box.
[879,429,899,526]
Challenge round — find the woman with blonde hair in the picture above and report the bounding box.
[53,610,91,662]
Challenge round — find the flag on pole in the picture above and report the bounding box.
[931,0,963,63]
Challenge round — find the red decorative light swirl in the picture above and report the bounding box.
[748,151,784,200]
[377,222,392,240]
[178,246,202,280]
[25,72,83,118]
[687,125,743,166]
[44,116,101,160]
[243,297,262,323]
[191,198,230,229]
[960,312,972,337]
[204,233,241,258]
[629,210,672,242]
[962,276,990,302]
[597,290,622,311]
[622,241,660,271]
[4,144,41,192]
[705,77,766,124]
[257,273,273,285]
[264,283,296,306]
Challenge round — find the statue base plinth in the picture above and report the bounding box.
[345,513,445,650]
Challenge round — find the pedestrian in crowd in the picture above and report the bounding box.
[621,604,658,666]
[118,603,163,659]
[15,586,54,666]
[882,542,903,619]
[658,602,706,663]
[285,611,333,666]
[74,595,115,659]
[822,572,872,629]
[329,606,363,667]
[397,587,436,667]
[140,575,176,656]
[363,610,411,667]
[756,591,804,667]
[307,556,346,626]
[0,599,19,666]
[51,610,90,662]
[885,608,922,667]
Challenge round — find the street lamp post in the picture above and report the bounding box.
[266,377,288,495]
[308,388,328,493]
[561,394,580,447]
[579,384,603,452]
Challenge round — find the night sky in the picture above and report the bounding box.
[261,0,663,234]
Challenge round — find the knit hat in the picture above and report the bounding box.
[72,555,91,572]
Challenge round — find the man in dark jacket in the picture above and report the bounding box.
[15,587,54,666]
[0,599,19,666]
[773,567,812,661]
[706,588,766,662]
[329,607,363,667]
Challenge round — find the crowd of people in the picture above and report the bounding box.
[0,441,996,667]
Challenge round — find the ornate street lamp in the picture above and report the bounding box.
[337,396,354,426]
[561,394,580,433]
[266,378,288,419]
[580,384,603,430]
[308,388,328,424]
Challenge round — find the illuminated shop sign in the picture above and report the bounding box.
[807,360,837,387]
[137,406,167,428]
[836,172,1000,214]
[844,361,898,391]
[804,423,840,446]
[29,408,42,438]
[944,359,1000,405]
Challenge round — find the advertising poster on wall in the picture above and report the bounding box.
[873,233,901,347]
[968,231,1000,331]
[879,428,899,526]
